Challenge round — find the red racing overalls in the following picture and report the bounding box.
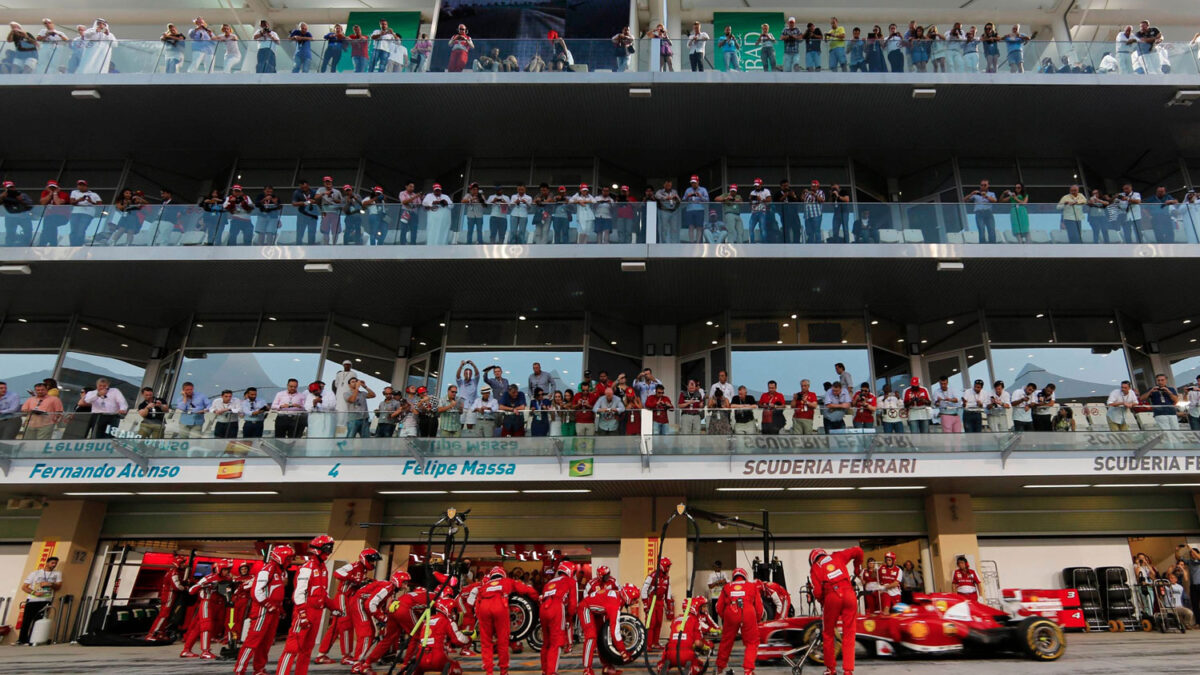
[810,547,863,675]
[350,579,397,663]
[539,574,578,675]
[641,571,673,648]
[234,562,287,675]
[579,589,626,675]
[148,567,186,638]
[414,613,471,675]
[953,567,982,600]
[181,571,224,657]
[358,588,431,672]
[877,563,902,612]
[277,556,332,675]
[471,576,539,675]
[715,578,762,675]
[659,608,715,675]
[318,560,370,662]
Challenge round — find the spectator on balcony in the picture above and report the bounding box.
[422,183,453,245]
[314,176,342,244]
[677,379,705,435]
[215,24,241,73]
[647,24,673,72]
[1031,383,1057,432]
[1186,376,1200,432]
[571,184,596,244]
[387,34,410,72]
[224,185,255,246]
[134,387,167,439]
[1115,26,1136,74]
[903,377,932,433]
[946,23,965,72]
[709,370,734,405]
[802,180,825,243]
[528,362,553,399]
[504,184,528,244]
[822,381,851,433]
[851,383,877,430]
[724,385,754,434]
[199,188,225,245]
[781,17,802,72]
[111,188,147,246]
[573,381,598,436]
[37,180,69,246]
[345,25,368,72]
[594,186,616,244]
[833,363,853,391]
[928,25,947,73]
[852,208,877,243]
[289,22,314,73]
[1008,382,1035,432]
[802,22,822,71]
[987,380,1011,430]
[612,26,635,72]
[909,25,929,72]
[210,389,240,438]
[877,385,904,433]
[743,178,768,243]
[37,18,69,44]
[398,181,422,245]
[270,378,307,438]
[687,22,709,72]
[1086,189,1111,243]
[161,23,186,73]
[0,382,20,439]
[1053,406,1076,432]
[241,387,268,438]
[1145,186,1179,243]
[474,48,505,73]
[759,380,787,435]
[1115,183,1142,242]
[787,380,817,435]
[173,381,210,438]
[865,25,885,72]
[1055,184,1087,243]
[1003,24,1029,73]
[532,184,553,244]
[341,377,374,438]
[498,383,527,437]
[1141,373,1180,430]
[718,26,740,71]
[654,179,681,243]
[188,17,215,73]
[361,186,387,245]
[755,23,777,72]
[85,378,128,439]
[482,185,505,244]
[68,179,102,246]
[1135,20,1162,75]
[682,176,708,244]
[592,388,624,436]
[253,20,279,73]
[19,382,61,440]
[373,387,399,438]
[253,185,282,244]
[826,17,847,71]
[320,24,348,73]
[715,184,746,243]
[448,24,473,73]
[847,27,865,72]
[961,26,981,72]
[960,379,987,433]
[412,33,432,72]
[2,181,34,247]
[369,19,396,72]
[342,185,365,244]
[829,183,849,242]
[78,19,116,75]
[884,23,904,73]
[643,384,671,434]
[1002,183,1030,243]
[548,31,571,71]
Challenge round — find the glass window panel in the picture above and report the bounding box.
[1119,313,1145,348]
[443,350,582,399]
[61,161,124,190]
[1160,327,1200,355]
[918,313,982,353]
[727,159,787,191]
[679,317,724,356]
[872,348,910,395]
[187,320,258,349]
[231,160,297,191]
[178,351,320,402]
[259,318,328,349]
[0,353,59,399]
[585,349,642,392]
[516,319,584,347]
[710,348,727,384]
[410,320,444,357]
[788,161,850,187]
[868,316,905,351]
[897,160,956,200]
[407,358,428,391]
[59,351,146,404]
[72,319,156,362]
[328,316,402,358]
[1127,347,1154,393]
[988,347,1128,403]
[731,348,870,399]
[1017,159,1081,186]
[531,159,593,188]
[987,315,1053,344]
[0,319,69,349]
[966,346,990,386]
[425,350,441,395]
[447,320,517,347]
[731,316,864,346]
[1170,355,1200,388]
[958,160,1018,188]
[1052,315,1120,343]
[321,354,394,413]
[927,354,967,391]
[469,158,533,189]
[588,316,640,353]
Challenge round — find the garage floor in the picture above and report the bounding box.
[2,630,1198,674]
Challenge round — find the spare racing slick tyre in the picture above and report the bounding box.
[509,595,537,642]
[599,613,646,665]
[1013,617,1066,661]
[800,621,839,666]
[526,624,544,650]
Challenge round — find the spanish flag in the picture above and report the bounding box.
[216,459,245,480]
[568,458,594,478]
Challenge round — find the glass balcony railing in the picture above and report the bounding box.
[4,199,1197,248]
[1,38,1196,78]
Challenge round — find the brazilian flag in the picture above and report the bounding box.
[569,458,594,477]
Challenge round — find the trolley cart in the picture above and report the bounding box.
[1096,567,1137,632]
[1149,579,1188,634]
[1062,567,1107,632]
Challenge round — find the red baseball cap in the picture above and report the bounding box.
[579,183,589,190]
[432,183,443,190]
[690,175,699,183]
[417,386,427,394]
[231,184,243,191]
[46,180,59,188]
[342,184,353,191]
[729,184,738,190]
[620,185,629,191]
[2,181,13,188]
[322,176,333,182]
[558,186,567,192]
[76,179,88,185]
[753,178,763,185]
[373,186,384,192]
[910,376,920,386]
[811,179,820,186]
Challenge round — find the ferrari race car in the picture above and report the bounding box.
[758,592,1066,666]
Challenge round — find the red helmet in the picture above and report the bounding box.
[391,570,411,588]
[557,561,576,577]
[360,547,382,568]
[269,545,295,567]
[173,555,189,568]
[690,596,708,612]
[731,567,750,582]
[216,558,235,571]
[809,549,828,566]
[596,564,611,578]
[619,583,640,607]
[658,557,672,571]
[309,535,335,558]
[487,566,506,580]
[884,551,896,562]
[433,597,457,618]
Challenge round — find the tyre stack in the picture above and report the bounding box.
[1062,567,1107,632]
[1094,566,1136,631]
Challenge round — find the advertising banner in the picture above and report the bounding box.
[712,11,786,71]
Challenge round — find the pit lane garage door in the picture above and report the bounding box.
[978,537,1136,590]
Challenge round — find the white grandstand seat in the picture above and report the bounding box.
[179,230,207,246]
[1140,231,1156,243]
[878,229,902,243]
[1135,412,1157,430]
[903,229,925,243]
[1050,230,1069,244]
[276,229,298,245]
[964,231,980,244]
[1030,230,1051,244]
[946,232,964,244]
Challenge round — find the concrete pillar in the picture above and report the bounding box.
[325,498,383,577]
[617,496,687,641]
[5,500,107,644]
[924,493,980,594]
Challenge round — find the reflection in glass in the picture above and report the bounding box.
[177,351,320,402]
[442,350,582,399]
[988,347,1129,402]
[0,353,59,398]
[59,352,146,403]
[731,348,871,398]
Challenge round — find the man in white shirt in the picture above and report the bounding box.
[332,359,356,412]
[305,380,337,438]
[1114,184,1142,243]
[986,381,1012,431]
[209,389,241,438]
[486,188,511,245]
[932,375,963,433]
[472,386,500,438]
[37,18,69,42]
[960,379,988,433]
[508,185,533,244]
[687,22,710,72]
[369,20,396,72]
[709,370,735,404]
[422,183,454,245]
[1031,383,1057,432]
[387,36,409,72]
[1107,380,1139,431]
[1010,383,1037,432]
[19,556,62,644]
[69,179,102,246]
[1186,375,1200,431]
[707,560,729,616]
[84,378,128,439]
[253,20,280,73]
[570,184,595,244]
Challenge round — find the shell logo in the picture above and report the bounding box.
[908,621,929,640]
[863,619,876,632]
[826,564,835,572]
[944,622,959,636]
[933,600,949,612]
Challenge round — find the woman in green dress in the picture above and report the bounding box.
[1004,182,1030,243]
[558,388,577,437]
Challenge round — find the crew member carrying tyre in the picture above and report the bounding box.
[412,598,471,675]
[315,547,382,666]
[277,535,338,675]
[180,558,233,660]
[642,557,675,650]
[356,584,432,674]
[877,553,903,613]
[715,567,762,675]
[953,556,982,601]
[348,570,410,673]
[660,596,716,675]
[234,545,293,675]
[580,583,639,675]
[540,560,579,675]
[471,566,539,675]
[809,547,863,675]
[146,555,188,641]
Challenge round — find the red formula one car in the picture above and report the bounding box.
[757,592,1066,669]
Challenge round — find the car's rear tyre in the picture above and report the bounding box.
[800,622,837,666]
[509,596,537,642]
[1015,617,1066,661]
[599,613,646,665]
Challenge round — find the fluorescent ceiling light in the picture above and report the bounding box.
[936,261,964,272]
[345,87,371,98]
[1023,484,1090,489]
[1096,483,1159,488]
[206,491,279,495]
[523,489,592,494]
[716,487,785,492]
[912,88,936,99]
[450,490,519,494]
[1161,483,1200,487]
[378,490,447,495]
[859,485,925,491]
[137,491,206,496]
[63,491,133,496]
[304,263,333,273]
[786,487,854,491]
[0,265,31,275]
[71,89,101,100]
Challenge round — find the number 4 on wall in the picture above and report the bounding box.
[329,463,341,478]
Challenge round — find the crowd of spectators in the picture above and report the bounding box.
[3,174,1197,247]
[5,361,1199,441]
[4,16,1197,76]
[1134,546,1200,628]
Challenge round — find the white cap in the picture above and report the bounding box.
[342,359,352,365]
